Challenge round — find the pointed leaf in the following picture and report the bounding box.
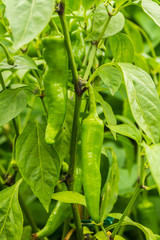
[21,226,32,240]
[100,149,119,223]
[109,213,159,240]
[0,179,23,240]
[95,91,117,138]
[66,0,82,11]
[0,55,38,70]
[119,63,160,144]
[97,65,122,95]
[3,0,55,49]
[108,124,141,143]
[142,0,160,27]
[52,191,86,206]
[95,91,117,125]
[16,122,60,211]
[109,33,134,63]
[144,143,160,194]
[0,88,27,126]
[86,3,125,41]
[82,0,96,10]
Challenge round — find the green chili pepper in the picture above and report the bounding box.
[137,198,159,234]
[70,30,85,67]
[81,85,104,223]
[35,183,71,238]
[42,36,68,144]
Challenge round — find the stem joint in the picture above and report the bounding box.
[57,2,65,15]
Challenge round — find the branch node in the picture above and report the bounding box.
[56,2,65,15]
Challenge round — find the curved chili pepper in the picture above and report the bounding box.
[34,183,71,238]
[81,85,104,223]
[42,36,68,144]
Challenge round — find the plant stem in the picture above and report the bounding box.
[0,72,6,89]
[58,2,79,86]
[83,13,112,83]
[49,18,63,36]
[101,225,108,238]
[41,96,48,115]
[83,44,96,81]
[58,2,84,240]
[64,228,75,240]
[19,194,38,233]
[97,14,112,43]
[68,95,82,187]
[110,185,141,239]
[12,119,19,138]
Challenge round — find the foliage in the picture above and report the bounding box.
[0,0,160,239]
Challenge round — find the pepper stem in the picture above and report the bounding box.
[0,42,15,65]
[88,84,98,116]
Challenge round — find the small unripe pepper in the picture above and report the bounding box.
[81,85,104,223]
[34,183,71,238]
[42,36,68,144]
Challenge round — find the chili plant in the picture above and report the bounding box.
[0,0,160,240]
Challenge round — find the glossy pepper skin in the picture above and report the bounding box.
[71,30,85,66]
[35,183,71,238]
[81,85,104,223]
[43,36,68,144]
[137,199,159,234]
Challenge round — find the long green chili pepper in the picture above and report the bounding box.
[42,36,68,144]
[34,183,71,238]
[81,85,104,223]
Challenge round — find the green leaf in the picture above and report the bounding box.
[86,3,125,41]
[125,20,144,53]
[95,91,117,138]
[0,55,38,70]
[142,0,160,27]
[21,226,32,240]
[83,226,94,234]
[52,191,86,206]
[118,164,137,196]
[96,65,122,95]
[115,235,126,239]
[66,0,82,11]
[108,124,141,143]
[82,0,96,10]
[109,213,159,240]
[119,63,160,144]
[0,88,27,126]
[95,232,125,240]
[100,149,119,223]
[109,33,134,63]
[95,231,108,240]
[16,122,60,211]
[3,0,55,49]
[115,0,128,8]
[118,135,135,174]
[0,179,23,240]
[144,143,160,194]
[134,52,149,73]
